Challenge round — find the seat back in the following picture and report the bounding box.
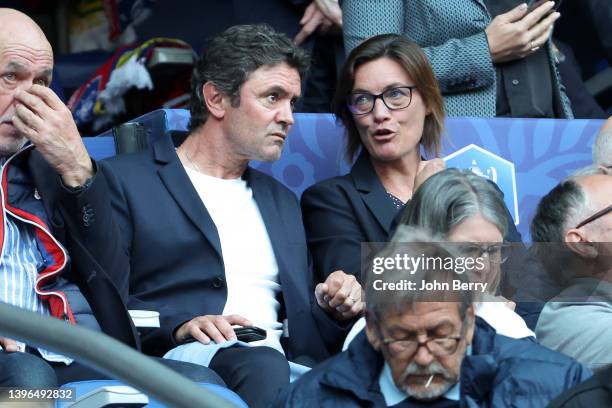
[92,109,604,240]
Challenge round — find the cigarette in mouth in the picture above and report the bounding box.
[425,374,434,388]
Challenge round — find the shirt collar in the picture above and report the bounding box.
[378,346,471,405]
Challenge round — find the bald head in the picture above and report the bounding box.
[0,8,51,53]
[594,117,612,167]
[0,8,53,156]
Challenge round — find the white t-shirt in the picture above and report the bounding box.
[184,166,283,353]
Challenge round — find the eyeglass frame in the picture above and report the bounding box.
[575,204,612,229]
[376,314,470,359]
[455,242,511,264]
[346,85,417,115]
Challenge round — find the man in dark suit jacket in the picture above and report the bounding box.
[0,8,221,389]
[100,24,362,408]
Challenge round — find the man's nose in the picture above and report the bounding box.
[277,101,295,127]
[412,342,435,367]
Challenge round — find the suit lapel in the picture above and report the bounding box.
[247,168,297,290]
[153,138,223,260]
[351,151,397,234]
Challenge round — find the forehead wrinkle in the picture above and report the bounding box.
[0,44,53,66]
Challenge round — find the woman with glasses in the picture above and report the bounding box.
[343,169,534,349]
[301,34,446,290]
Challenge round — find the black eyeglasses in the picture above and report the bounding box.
[456,242,511,264]
[347,86,417,115]
[575,205,612,229]
[377,316,468,358]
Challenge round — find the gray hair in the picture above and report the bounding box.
[593,125,612,167]
[530,165,610,282]
[188,24,309,132]
[366,227,474,322]
[399,168,509,237]
[532,165,609,244]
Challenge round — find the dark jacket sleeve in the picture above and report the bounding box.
[40,157,138,348]
[301,181,366,282]
[98,160,193,356]
[55,162,131,302]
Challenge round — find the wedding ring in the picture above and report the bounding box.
[530,41,539,52]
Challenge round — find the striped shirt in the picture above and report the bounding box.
[0,159,72,364]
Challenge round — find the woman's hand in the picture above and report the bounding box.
[485,1,560,64]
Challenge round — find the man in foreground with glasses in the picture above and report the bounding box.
[275,228,589,407]
[532,165,612,371]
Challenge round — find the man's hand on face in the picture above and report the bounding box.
[12,85,93,187]
[174,314,253,345]
[315,270,364,321]
[0,336,20,353]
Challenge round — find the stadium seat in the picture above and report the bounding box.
[90,109,604,240]
[55,380,247,408]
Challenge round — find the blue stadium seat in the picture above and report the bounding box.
[55,380,247,408]
[91,109,604,240]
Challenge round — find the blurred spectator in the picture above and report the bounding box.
[133,0,343,112]
[548,364,612,408]
[532,166,612,371]
[555,0,612,80]
[593,116,612,167]
[275,229,590,407]
[555,40,608,119]
[342,0,572,118]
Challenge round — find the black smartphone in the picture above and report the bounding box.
[234,326,267,343]
[182,326,267,344]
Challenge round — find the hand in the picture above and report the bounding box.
[485,1,560,64]
[174,314,252,345]
[413,158,445,193]
[0,337,20,353]
[315,270,364,321]
[482,293,516,310]
[314,0,342,26]
[12,85,93,187]
[294,2,337,45]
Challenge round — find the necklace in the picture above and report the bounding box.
[178,146,202,173]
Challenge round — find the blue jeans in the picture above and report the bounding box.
[0,351,57,388]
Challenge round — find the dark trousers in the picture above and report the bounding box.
[53,357,225,386]
[209,346,290,408]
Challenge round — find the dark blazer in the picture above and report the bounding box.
[100,136,346,361]
[27,149,138,348]
[301,151,397,282]
[301,151,524,285]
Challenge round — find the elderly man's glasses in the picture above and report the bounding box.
[379,317,468,358]
[456,242,511,264]
[575,205,612,229]
[347,86,417,115]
